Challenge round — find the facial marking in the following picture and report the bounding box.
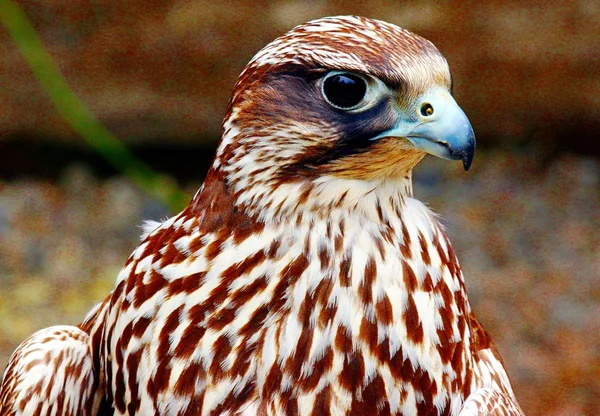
[218,15,454,183]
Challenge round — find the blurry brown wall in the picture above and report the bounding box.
[1,0,599,154]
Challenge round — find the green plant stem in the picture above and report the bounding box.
[0,0,189,212]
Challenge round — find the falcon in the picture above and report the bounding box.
[0,15,524,415]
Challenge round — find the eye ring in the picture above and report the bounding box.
[321,72,369,111]
[420,103,434,117]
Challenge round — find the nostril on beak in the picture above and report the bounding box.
[420,103,434,117]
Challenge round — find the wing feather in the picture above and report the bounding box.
[460,387,524,416]
[0,325,101,416]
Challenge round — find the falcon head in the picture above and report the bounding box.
[205,16,475,218]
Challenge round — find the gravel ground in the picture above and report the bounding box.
[0,151,598,415]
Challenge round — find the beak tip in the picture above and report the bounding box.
[463,155,473,171]
[461,132,476,171]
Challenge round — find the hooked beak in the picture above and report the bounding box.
[372,88,476,171]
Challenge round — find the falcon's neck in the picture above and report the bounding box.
[185,170,476,413]
[200,164,415,227]
[207,116,418,224]
[244,173,415,223]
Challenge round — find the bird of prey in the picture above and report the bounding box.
[0,15,524,416]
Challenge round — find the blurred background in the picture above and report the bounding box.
[0,0,599,414]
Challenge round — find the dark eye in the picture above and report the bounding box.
[322,73,368,110]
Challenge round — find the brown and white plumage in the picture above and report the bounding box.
[1,16,524,415]
[0,326,102,415]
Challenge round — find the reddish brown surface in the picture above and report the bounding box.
[0,1,599,151]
